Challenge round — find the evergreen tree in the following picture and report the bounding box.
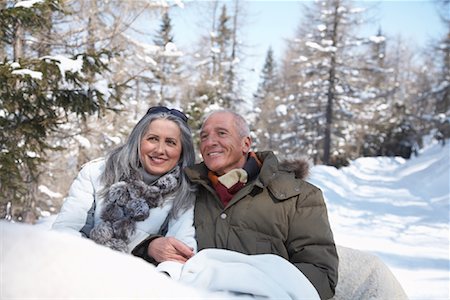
[354,29,397,157]
[185,0,247,142]
[279,0,381,165]
[0,0,116,222]
[253,47,280,151]
[152,11,183,106]
[428,1,450,141]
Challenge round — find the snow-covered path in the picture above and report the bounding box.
[309,138,450,299]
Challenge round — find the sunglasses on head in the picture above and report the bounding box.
[146,106,188,123]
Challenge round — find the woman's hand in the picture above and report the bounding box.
[147,237,194,263]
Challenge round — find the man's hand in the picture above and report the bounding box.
[147,237,194,263]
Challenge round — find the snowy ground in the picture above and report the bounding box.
[308,136,449,300]
[30,136,449,299]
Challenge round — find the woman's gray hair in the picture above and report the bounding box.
[100,111,196,218]
[202,109,250,138]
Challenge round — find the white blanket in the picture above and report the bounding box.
[1,221,317,300]
[3,220,408,300]
[157,249,320,300]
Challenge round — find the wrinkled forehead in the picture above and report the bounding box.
[201,112,236,131]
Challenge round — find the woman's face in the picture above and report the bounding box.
[140,119,182,175]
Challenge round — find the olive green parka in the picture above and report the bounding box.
[185,151,338,300]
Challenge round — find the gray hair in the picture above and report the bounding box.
[101,111,196,218]
[201,109,250,138]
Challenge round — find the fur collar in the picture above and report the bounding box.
[90,166,180,252]
[278,158,311,180]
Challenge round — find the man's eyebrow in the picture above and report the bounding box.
[200,126,229,135]
[215,126,229,132]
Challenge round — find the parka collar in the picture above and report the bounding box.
[185,161,209,183]
[186,151,306,202]
[255,152,303,201]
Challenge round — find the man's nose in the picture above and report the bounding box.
[201,134,217,146]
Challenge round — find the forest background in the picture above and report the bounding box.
[0,0,449,222]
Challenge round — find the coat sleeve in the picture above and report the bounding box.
[166,206,197,253]
[51,160,101,237]
[287,185,339,300]
[131,206,197,263]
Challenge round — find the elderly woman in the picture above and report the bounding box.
[52,106,196,262]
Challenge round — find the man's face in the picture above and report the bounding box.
[199,112,251,175]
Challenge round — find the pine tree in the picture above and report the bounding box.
[354,28,398,157]
[186,1,246,120]
[253,47,280,151]
[430,1,450,141]
[279,0,380,165]
[0,0,116,222]
[152,11,183,106]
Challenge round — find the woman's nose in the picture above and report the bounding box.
[155,141,165,153]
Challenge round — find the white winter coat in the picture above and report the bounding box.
[52,158,197,253]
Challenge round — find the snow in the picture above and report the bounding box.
[104,134,122,145]
[294,55,308,63]
[164,42,183,57]
[317,24,327,32]
[11,69,43,80]
[14,0,42,8]
[41,55,84,80]
[369,35,386,44]
[2,136,448,299]
[305,41,337,53]
[276,104,288,116]
[38,185,63,199]
[308,137,449,299]
[74,134,91,149]
[210,47,221,54]
[26,150,38,158]
[10,62,20,69]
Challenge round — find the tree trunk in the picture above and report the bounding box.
[13,23,24,60]
[323,0,340,165]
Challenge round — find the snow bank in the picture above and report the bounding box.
[309,138,449,299]
[332,246,407,300]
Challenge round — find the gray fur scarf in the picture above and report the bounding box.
[90,166,180,252]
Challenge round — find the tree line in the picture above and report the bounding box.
[0,0,449,222]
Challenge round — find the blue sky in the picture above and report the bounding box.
[243,1,445,57]
[166,0,446,96]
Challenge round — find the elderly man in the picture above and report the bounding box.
[133,109,338,299]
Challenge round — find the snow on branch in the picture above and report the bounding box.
[14,0,43,8]
[40,55,83,80]
[11,69,43,80]
[305,41,337,53]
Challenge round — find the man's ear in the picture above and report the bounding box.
[242,136,252,153]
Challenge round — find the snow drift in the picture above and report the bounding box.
[309,137,449,299]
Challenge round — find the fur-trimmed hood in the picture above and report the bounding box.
[278,157,311,180]
[251,152,313,201]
